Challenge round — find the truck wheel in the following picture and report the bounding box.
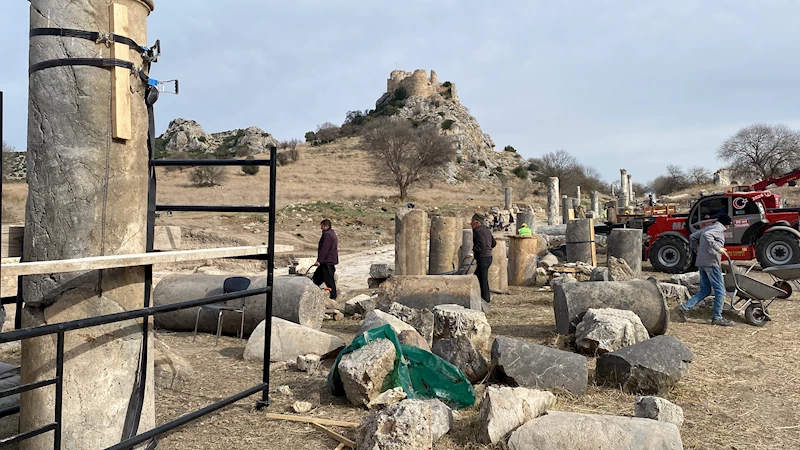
[649,235,693,274]
[756,231,800,268]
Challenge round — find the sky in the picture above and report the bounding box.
[1,0,799,183]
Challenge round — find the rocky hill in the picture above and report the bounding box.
[378,69,523,181]
[155,119,279,159]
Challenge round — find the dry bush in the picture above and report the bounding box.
[189,166,226,187]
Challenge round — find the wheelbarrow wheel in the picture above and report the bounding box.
[745,304,769,327]
[773,281,792,299]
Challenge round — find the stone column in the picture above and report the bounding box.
[627,174,634,203]
[459,228,473,270]
[561,195,572,224]
[576,186,581,204]
[488,237,509,293]
[21,1,156,448]
[377,276,482,311]
[607,229,643,277]
[504,187,512,211]
[547,177,560,225]
[516,210,534,234]
[429,216,461,275]
[619,169,629,208]
[590,191,599,217]
[565,219,596,266]
[508,236,544,286]
[395,209,428,275]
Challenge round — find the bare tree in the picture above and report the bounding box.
[717,124,800,179]
[287,138,300,151]
[687,166,712,185]
[315,122,340,144]
[528,149,604,195]
[651,165,690,195]
[1,141,13,153]
[362,117,455,199]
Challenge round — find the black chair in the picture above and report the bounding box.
[192,276,250,346]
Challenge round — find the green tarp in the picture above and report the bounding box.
[327,324,476,409]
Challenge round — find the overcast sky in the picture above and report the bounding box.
[2,1,799,183]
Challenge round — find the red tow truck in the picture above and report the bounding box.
[644,169,800,273]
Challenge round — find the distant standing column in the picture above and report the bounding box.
[504,187,513,211]
[488,237,509,293]
[429,216,462,275]
[590,191,599,217]
[607,229,643,277]
[395,209,428,275]
[620,169,629,208]
[566,218,597,266]
[508,236,543,286]
[562,195,571,224]
[627,174,634,203]
[576,186,581,204]
[547,177,560,225]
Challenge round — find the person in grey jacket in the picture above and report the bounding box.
[675,214,734,326]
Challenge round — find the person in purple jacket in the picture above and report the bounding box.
[313,219,339,300]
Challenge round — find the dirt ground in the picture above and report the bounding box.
[136,259,800,450]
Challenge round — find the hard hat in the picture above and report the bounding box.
[521,223,528,228]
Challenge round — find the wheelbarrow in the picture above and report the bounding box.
[723,259,787,326]
[762,263,800,299]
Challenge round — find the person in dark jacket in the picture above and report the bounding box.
[313,219,339,300]
[471,213,496,309]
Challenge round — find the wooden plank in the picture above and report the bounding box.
[2,226,182,257]
[1,225,24,258]
[263,413,359,429]
[109,3,131,140]
[334,444,345,450]
[0,244,294,277]
[311,423,355,448]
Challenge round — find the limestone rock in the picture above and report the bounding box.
[396,329,429,351]
[296,354,321,373]
[635,396,685,428]
[370,263,395,279]
[244,318,345,362]
[378,275,482,311]
[507,411,684,450]
[292,401,314,414]
[357,399,448,449]
[153,339,193,390]
[608,256,636,281]
[432,304,491,354]
[431,336,489,384]
[491,336,588,396]
[162,118,213,154]
[425,399,453,442]
[478,386,556,444]
[339,338,396,406]
[386,302,434,345]
[368,278,387,289]
[590,266,609,281]
[575,308,650,354]
[275,385,292,396]
[159,119,278,157]
[367,387,407,410]
[357,310,417,336]
[345,294,377,316]
[596,335,694,395]
[656,281,691,304]
[669,272,701,295]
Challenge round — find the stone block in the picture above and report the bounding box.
[508,411,683,450]
[608,256,636,281]
[575,308,649,354]
[386,302,434,345]
[345,294,377,316]
[357,399,440,449]
[431,337,488,384]
[370,263,395,279]
[491,336,588,396]
[357,310,417,336]
[635,396,685,428]
[432,304,491,354]
[244,318,345,362]
[596,335,693,395]
[339,338,396,407]
[377,275,482,311]
[478,386,555,444]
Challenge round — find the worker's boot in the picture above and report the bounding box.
[711,317,735,327]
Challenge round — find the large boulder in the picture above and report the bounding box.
[491,336,588,396]
[507,411,683,450]
[385,302,434,345]
[607,256,636,281]
[575,308,650,354]
[338,338,397,407]
[358,310,417,336]
[635,396,685,428]
[478,386,555,444]
[243,318,345,362]
[431,336,488,384]
[432,304,491,354]
[596,335,693,395]
[357,399,449,449]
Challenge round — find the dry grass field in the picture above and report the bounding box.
[3,140,800,449]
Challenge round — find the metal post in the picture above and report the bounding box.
[54,331,64,449]
[258,145,277,409]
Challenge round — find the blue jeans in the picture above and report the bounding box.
[681,266,726,320]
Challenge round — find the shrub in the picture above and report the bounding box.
[494,166,503,173]
[393,87,408,101]
[242,155,259,175]
[503,145,516,153]
[441,119,455,130]
[478,160,487,168]
[197,136,207,143]
[163,151,189,173]
[154,137,168,159]
[305,131,317,142]
[189,165,226,187]
[512,165,528,179]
